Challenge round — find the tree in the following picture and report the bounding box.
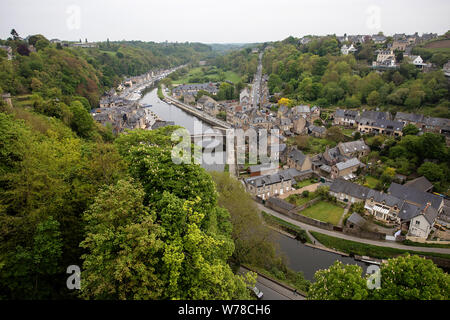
[80,179,165,299]
[10,29,19,40]
[68,101,94,138]
[0,216,63,299]
[418,162,445,182]
[373,255,450,300]
[278,97,292,106]
[367,90,380,106]
[308,261,369,300]
[35,39,50,51]
[402,124,419,136]
[309,255,450,300]
[326,126,344,143]
[295,135,309,150]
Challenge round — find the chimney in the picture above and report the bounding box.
[422,202,431,214]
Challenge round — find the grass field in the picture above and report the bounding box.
[298,201,344,225]
[294,179,317,189]
[364,176,380,189]
[342,128,355,136]
[172,67,241,85]
[310,231,450,260]
[287,193,317,206]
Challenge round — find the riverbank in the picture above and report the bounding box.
[256,201,450,255]
[261,211,312,243]
[310,231,450,261]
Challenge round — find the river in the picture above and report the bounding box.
[140,88,225,172]
[273,232,370,281]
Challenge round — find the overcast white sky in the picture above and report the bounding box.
[1,0,449,43]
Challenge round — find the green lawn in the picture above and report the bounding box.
[342,128,355,136]
[172,67,241,85]
[294,179,317,189]
[310,231,450,260]
[364,176,380,189]
[298,201,344,225]
[286,193,317,206]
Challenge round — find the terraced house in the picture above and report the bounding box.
[357,118,404,136]
[244,168,301,200]
[394,112,450,135]
[333,109,359,127]
[328,178,444,239]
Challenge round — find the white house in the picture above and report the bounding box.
[341,44,357,55]
[408,55,426,68]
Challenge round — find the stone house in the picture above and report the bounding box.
[329,179,371,204]
[358,119,404,136]
[287,148,312,172]
[292,116,307,134]
[333,109,359,127]
[308,125,326,138]
[337,140,370,159]
[331,157,361,180]
[244,168,301,200]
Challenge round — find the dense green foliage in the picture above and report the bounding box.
[310,231,450,260]
[0,33,212,107]
[308,255,450,300]
[210,172,310,292]
[261,37,449,116]
[363,132,450,192]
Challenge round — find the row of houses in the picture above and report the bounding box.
[329,177,443,239]
[172,83,219,99]
[91,103,160,134]
[244,137,372,199]
[333,108,450,136]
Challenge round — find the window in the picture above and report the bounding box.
[415,220,420,225]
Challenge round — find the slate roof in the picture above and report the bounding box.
[358,118,404,131]
[339,140,369,154]
[335,109,359,119]
[329,179,371,199]
[288,149,307,166]
[347,213,366,227]
[394,112,424,123]
[388,183,443,211]
[404,176,433,192]
[335,158,361,171]
[248,163,279,173]
[398,202,438,225]
[245,168,301,188]
[360,110,390,121]
[308,125,326,134]
[367,189,403,207]
[293,105,310,113]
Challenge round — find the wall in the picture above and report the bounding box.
[343,226,386,241]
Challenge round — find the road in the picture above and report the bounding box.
[239,267,305,300]
[251,52,263,109]
[257,202,450,255]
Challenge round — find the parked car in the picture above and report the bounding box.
[251,286,264,299]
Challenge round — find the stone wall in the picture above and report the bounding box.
[343,226,386,241]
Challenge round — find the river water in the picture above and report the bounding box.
[140,88,225,172]
[273,232,370,281]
